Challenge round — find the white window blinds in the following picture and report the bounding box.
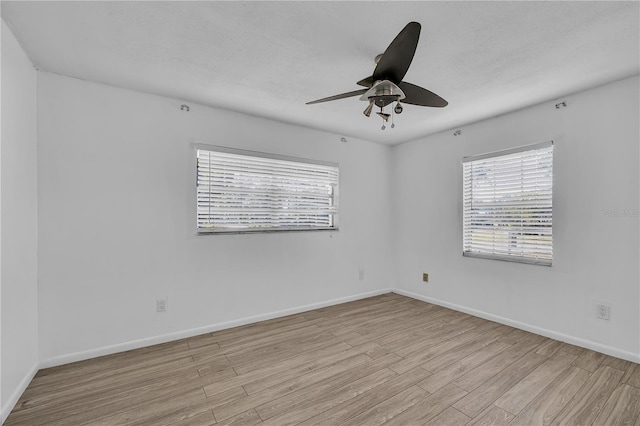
[196,147,339,233]
[463,141,553,265]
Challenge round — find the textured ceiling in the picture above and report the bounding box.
[2,1,639,145]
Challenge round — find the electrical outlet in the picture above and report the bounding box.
[423,273,429,282]
[595,303,611,320]
[358,268,365,281]
[156,296,168,313]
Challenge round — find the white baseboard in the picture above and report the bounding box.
[1,362,39,424]
[39,288,393,369]
[394,288,640,364]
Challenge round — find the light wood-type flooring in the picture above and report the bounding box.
[6,293,640,425]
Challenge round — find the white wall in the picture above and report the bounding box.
[36,72,393,365]
[34,72,640,366]
[0,20,39,421]
[392,76,640,361]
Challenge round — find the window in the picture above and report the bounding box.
[463,141,553,265]
[196,146,338,234]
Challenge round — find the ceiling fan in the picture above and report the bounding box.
[307,22,447,129]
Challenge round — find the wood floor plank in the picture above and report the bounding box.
[417,340,511,393]
[128,398,220,426]
[419,328,505,373]
[452,351,547,418]
[551,365,624,425]
[467,405,514,426]
[298,367,432,426]
[57,388,206,426]
[388,315,484,357]
[231,331,342,375]
[344,308,453,347]
[132,389,242,426]
[256,368,398,425]
[352,341,395,360]
[452,336,544,392]
[340,385,428,426]
[601,355,633,372]
[557,342,584,356]
[493,351,577,415]
[309,299,414,330]
[6,369,204,425]
[187,335,221,350]
[497,327,531,344]
[211,313,309,343]
[592,383,640,426]
[510,366,590,426]
[31,340,192,382]
[11,360,199,417]
[24,348,197,397]
[392,326,501,375]
[374,315,457,354]
[536,339,566,358]
[198,366,237,383]
[196,356,231,376]
[572,348,606,373]
[224,327,328,365]
[219,322,322,356]
[204,387,248,408]
[329,306,447,342]
[6,294,639,426]
[209,353,372,414]
[215,409,261,426]
[240,346,369,395]
[383,383,468,425]
[422,406,471,425]
[623,363,640,388]
[202,342,353,397]
[213,353,401,421]
[372,308,452,346]
[168,410,216,426]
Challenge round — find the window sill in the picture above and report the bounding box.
[463,252,552,267]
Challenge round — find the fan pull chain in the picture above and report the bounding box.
[391,105,395,129]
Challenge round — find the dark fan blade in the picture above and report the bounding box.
[306,89,367,105]
[372,22,421,84]
[356,76,374,87]
[398,82,448,107]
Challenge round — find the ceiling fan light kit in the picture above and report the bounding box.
[358,80,406,105]
[307,21,448,130]
[363,101,375,117]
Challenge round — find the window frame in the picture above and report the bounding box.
[195,144,339,235]
[462,140,554,266]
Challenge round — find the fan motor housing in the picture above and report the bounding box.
[372,95,401,108]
